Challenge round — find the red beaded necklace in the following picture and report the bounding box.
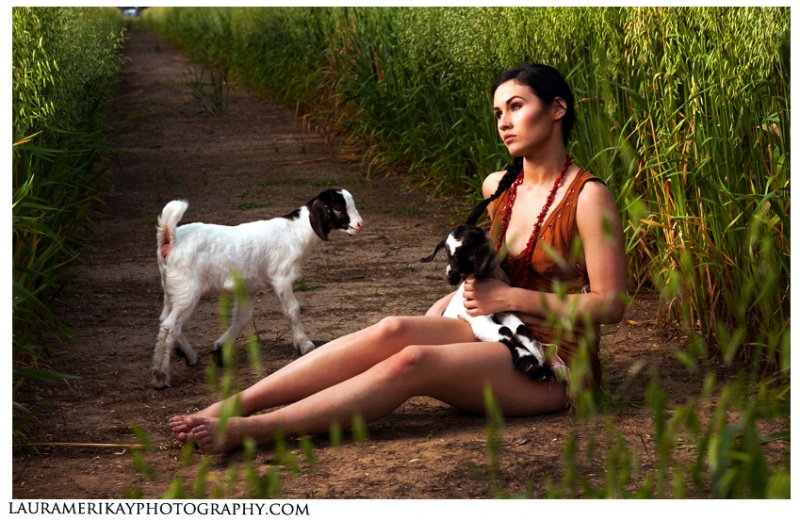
[496,156,572,288]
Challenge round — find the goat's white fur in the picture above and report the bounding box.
[152,190,363,388]
[442,243,549,373]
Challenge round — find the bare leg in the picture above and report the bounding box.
[169,316,475,432]
[176,339,568,453]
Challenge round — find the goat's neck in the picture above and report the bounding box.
[290,206,324,252]
[487,266,509,284]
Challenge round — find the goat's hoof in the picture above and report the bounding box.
[297,341,316,356]
[210,348,223,367]
[173,348,199,367]
[152,371,170,389]
[512,353,550,380]
[524,364,552,381]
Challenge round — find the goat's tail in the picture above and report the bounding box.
[157,200,189,261]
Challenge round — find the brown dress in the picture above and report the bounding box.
[488,168,604,390]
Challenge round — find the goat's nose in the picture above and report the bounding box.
[349,218,364,234]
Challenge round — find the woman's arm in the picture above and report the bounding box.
[425,291,455,317]
[570,180,628,323]
[463,180,627,326]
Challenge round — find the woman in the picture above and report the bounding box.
[170,64,627,454]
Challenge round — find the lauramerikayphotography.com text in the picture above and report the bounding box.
[9,501,311,516]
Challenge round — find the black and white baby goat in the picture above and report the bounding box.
[152,189,364,389]
[420,225,553,381]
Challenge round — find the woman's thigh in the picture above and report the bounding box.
[312,315,478,367]
[256,316,476,398]
[401,341,569,417]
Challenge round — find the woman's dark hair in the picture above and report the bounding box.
[491,63,574,146]
[466,64,574,226]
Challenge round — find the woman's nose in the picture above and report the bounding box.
[498,113,511,130]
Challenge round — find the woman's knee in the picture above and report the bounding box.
[372,316,415,343]
[383,344,436,380]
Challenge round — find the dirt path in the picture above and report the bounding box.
[12,28,691,500]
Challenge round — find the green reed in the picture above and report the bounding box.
[626,8,788,375]
[12,6,125,435]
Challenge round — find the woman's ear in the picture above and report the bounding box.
[552,96,568,120]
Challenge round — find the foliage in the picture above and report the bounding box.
[543,372,789,498]
[131,359,790,499]
[188,63,230,116]
[12,6,126,435]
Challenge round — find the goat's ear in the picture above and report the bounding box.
[309,199,331,241]
[473,241,499,277]
[419,239,445,263]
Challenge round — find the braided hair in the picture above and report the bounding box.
[466,64,575,227]
[465,157,522,225]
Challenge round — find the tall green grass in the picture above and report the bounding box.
[12,7,125,436]
[142,6,789,376]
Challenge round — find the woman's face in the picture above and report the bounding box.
[492,80,560,157]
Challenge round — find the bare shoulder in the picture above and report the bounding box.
[576,177,623,235]
[482,170,506,199]
[576,177,616,212]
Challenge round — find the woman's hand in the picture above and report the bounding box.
[462,277,513,316]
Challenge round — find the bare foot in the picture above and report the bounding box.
[168,415,192,435]
[184,416,248,454]
[168,399,231,436]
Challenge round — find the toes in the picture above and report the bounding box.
[169,415,192,433]
[192,426,209,442]
[191,426,214,451]
[177,431,194,443]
